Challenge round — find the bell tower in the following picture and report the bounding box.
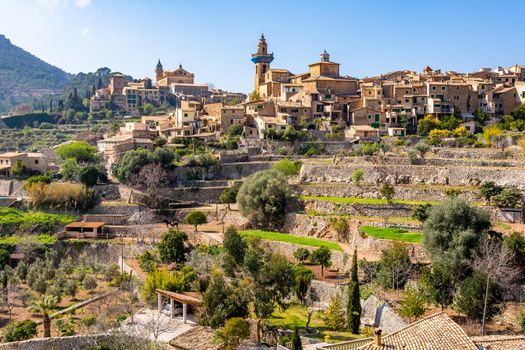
[251,34,274,94]
[155,59,164,82]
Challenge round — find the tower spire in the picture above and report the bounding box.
[251,34,274,94]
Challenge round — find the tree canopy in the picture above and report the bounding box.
[237,169,289,229]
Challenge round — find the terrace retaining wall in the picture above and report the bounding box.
[300,163,525,189]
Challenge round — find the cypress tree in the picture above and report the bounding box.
[347,249,361,334]
[291,325,302,350]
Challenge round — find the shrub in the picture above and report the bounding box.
[504,232,525,256]
[414,141,430,158]
[444,188,461,198]
[2,320,38,342]
[157,229,188,264]
[293,248,310,263]
[399,287,427,321]
[379,183,395,202]
[491,187,522,208]
[23,174,52,189]
[137,250,157,272]
[55,141,97,163]
[454,272,502,321]
[141,266,196,304]
[323,293,346,330]
[273,158,302,176]
[411,204,433,222]
[351,169,364,186]
[215,317,250,350]
[82,275,97,291]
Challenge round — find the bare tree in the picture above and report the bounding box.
[140,310,178,342]
[135,163,169,208]
[471,239,522,292]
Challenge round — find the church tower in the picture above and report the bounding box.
[251,34,274,94]
[155,59,164,82]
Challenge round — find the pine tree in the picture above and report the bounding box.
[291,325,302,350]
[97,78,103,89]
[347,249,361,334]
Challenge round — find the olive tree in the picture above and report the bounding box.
[237,169,289,229]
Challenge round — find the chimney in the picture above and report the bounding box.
[374,328,382,347]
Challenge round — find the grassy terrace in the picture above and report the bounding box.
[0,208,75,227]
[299,195,440,206]
[359,226,422,244]
[240,230,342,251]
[0,234,57,245]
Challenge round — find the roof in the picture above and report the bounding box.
[170,326,219,350]
[0,152,24,158]
[358,313,478,350]
[65,221,105,229]
[156,290,203,306]
[98,135,133,143]
[471,335,525,350]
[350,125,379,132]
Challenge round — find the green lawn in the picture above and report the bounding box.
[0,234,57,246]
[240,230,342,251]
[359,226,422,243]
[0,207,75,231]
[270,304,364,343]
[299,195,440,206]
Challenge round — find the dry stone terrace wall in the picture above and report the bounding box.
[280,213,425,260]
[433,148,520,160]
[168,161,274,184]
[340,155,525,168]
[300,163,525,188]
[0,334,114,350]
[292,183,480,203]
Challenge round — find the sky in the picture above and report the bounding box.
[1,0,524,93]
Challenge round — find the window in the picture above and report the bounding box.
[375,114,380,122]
[432,86,437,91]
[367,114,372,120]
[34,159,39,164]
[441,86,446,91]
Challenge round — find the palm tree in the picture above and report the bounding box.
[29,295,58,337]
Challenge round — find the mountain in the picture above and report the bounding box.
[0,34,72,113]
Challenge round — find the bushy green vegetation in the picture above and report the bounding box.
[359,226,422,243]
[240,230,342,251]
[0,234,57,246]
[237,169,290,229]
[0,207,75,234]
[273,158,302,176]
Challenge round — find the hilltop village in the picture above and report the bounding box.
[1,35,525,350]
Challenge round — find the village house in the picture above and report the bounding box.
[0,151,47,177]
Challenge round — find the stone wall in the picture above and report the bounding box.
[165,186,226,204]
[0,334,113,350]
[88,202,142,216]
[292,183,480,203]
[168,161,273,184]
[300,163,525,188]
[300,200,414,218]
[433,148,519,160]
[282,213,425,259]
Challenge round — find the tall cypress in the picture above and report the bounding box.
[291,325,302,350]
[347,249,361,334]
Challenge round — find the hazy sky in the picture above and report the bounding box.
[1,0,524,93]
